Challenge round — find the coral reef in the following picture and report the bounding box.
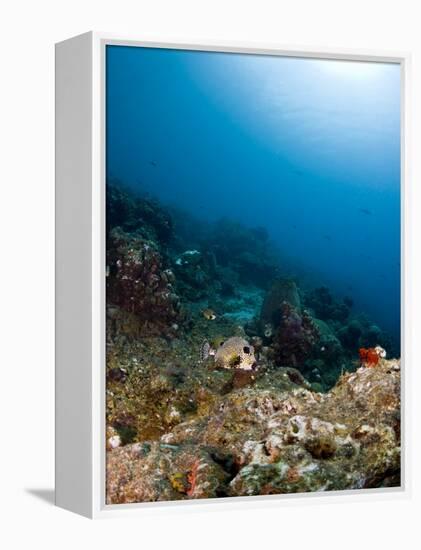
[203,219,280,289]
[254,280,350,390]
[105,181,401,504]
[107,182,173,244]
[107,228,182,337]
[173,249,212,301]
[337,317,396,358]
[106,359,400,502]
[304,286,351,323]
[260,278,301,330]
[271,302,320,368]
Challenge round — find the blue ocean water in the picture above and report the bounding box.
[106,45,401,347]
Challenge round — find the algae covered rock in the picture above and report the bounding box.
[227,359,400,495]
[106,359,400,502]
[106,441,230,503]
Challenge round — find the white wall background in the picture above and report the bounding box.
[0,0,420,548]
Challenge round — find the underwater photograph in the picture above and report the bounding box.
[105,45,401,504]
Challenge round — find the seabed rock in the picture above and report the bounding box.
[106,359,400,503]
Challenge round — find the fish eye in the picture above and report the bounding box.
[243,346,250,354]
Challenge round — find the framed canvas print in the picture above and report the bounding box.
[55,32,410,518]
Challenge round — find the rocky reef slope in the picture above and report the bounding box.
[107,358,400,503]
[105,182,401,504]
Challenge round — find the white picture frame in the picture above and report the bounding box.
[55,31,411,519]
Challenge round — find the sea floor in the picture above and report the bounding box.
[105,182,401,503]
